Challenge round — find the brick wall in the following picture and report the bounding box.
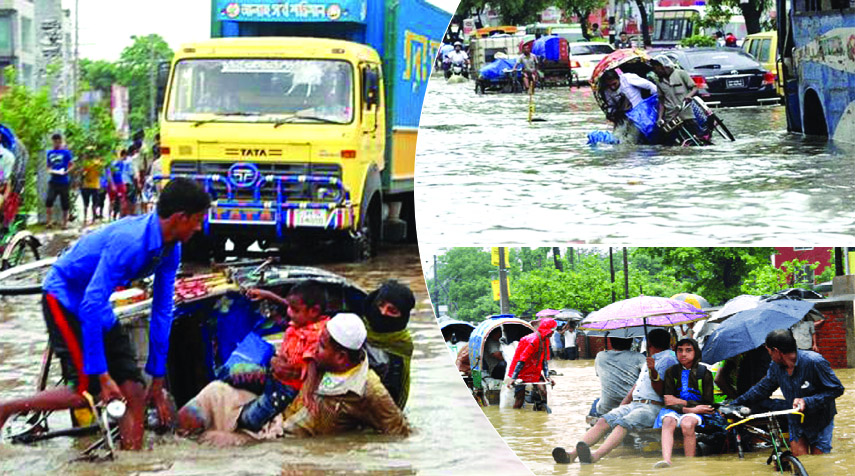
[814,299,854,369]
[580,334,608,359]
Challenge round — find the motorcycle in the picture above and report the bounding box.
[445,60,470,80]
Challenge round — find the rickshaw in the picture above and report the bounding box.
[467,314,535,405]
[589,49,735,145]
[474,56,524,94]
[530,36,579,88]
[1,260,371,460]
[0,124,41,270]
[438,317,476,357]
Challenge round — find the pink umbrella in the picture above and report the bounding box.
[579,296,706,337]
[536,309,560,317]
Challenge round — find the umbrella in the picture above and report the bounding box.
[671,293,711,309]
[775,288,824,300]
[579,295,707,338]
[536,309,560,317]
[708,294,764,323]
[701,299,816,364]
[555,308,584,320]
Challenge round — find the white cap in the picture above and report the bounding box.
[327,313,367,350]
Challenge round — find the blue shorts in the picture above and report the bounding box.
[790,418,834,453]
[602,401,661,430]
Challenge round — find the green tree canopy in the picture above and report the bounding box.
[116,34,174,132]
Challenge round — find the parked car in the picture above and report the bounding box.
[652,48,779,107]
[742,31,783,97]
[570,42,615,82]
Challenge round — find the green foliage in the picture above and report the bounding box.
[428,248,499,322]
[741,258,820,295]
[0,67,68,214]
[116,34,174,132]
[681,34,718,47]
[625,248,777,306]
[457,0,547,25]
[80,59,119,95]
[63,101,119,164]
[703,0,774,35]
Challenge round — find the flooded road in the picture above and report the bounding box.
[415,79,855,244]
[0,244,529,475]
[483,358,855,475]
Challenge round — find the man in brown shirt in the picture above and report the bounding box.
[283,313,409,437]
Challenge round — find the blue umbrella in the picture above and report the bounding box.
[701,299,816,364]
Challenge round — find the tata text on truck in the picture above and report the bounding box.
[158,0,448,260]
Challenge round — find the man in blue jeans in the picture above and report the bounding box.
[554,328,677,464]
[0,177,210,450]
[731,329,844,455]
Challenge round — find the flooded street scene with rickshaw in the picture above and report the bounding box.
[428,246,855,476]
[416,78,855,244]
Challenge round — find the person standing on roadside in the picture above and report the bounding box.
[79,147,103,226]
[45,133,74,229]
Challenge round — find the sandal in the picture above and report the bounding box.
[576,441,593,464]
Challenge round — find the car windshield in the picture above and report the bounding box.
[166,58,354,124]
[684,51,759,70]
[570,44,614,55]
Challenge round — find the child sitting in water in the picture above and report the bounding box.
[653,338,715,469]
[178,279,329,435]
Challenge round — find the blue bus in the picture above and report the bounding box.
[777,0,855,141]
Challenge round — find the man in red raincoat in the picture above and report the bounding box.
[507,318,558,408]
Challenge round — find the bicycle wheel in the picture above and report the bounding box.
[0,256,56,295]
[709,113,736,141]
[780,454,809,476]
[1,233,40,270]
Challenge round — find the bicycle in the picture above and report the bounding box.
[720,405,809,475]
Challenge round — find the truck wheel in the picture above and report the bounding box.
[344,200,379,262]
[400,193,417,243]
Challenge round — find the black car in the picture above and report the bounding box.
[652,48,779,107]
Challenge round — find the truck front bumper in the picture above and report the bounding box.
[154,173,357,238]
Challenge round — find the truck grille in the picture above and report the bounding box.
[169,160,343,202]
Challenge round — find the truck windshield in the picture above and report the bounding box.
[166,59,354,124]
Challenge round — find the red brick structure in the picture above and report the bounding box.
[813,297,855,368]
[772,247,833,283]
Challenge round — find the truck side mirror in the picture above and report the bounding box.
[156,61,171,111]
[363,68,380,108]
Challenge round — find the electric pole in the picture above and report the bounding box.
[498,247,510,314]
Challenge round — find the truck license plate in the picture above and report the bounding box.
[726,78,744,88]
[295,209,328,227]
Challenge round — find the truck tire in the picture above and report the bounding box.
[400,192,417,243]
[343,196,380,262]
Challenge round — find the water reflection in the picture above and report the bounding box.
[415,80,855,244]
[483,358,855,475]
[0,245,528,474]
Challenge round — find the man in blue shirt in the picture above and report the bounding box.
[0,177,210,450]
[45,133,74,229]
[554,328,678,464]
[731,329,844,455]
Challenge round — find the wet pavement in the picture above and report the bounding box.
[415,78,855,244]
[0,243,529,474]
[482,358,855,475]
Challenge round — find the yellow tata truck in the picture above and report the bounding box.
[157,0,447,260]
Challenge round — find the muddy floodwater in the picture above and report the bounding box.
[482,358,855,476]
[0,245,528,475]
[415,79,855,244]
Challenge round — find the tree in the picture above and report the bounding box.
[428,248,499,322]
[80,59,118,95]
[0,67,67,215]
[635,247,777,305]
[115,34,174,132]
[704,0,772,35]
[636,0,652,47]
[554,0,608,40]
